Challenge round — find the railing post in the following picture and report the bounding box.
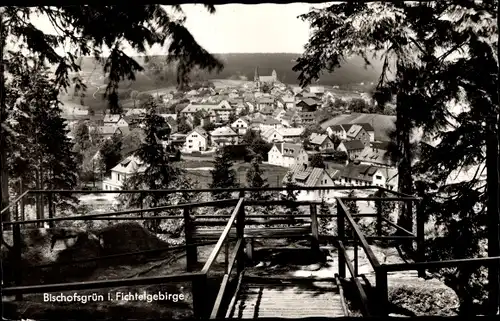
[225,241,229,272]
[337,199,346,279]
[417,200,425,278]
[140,192,144,218]
[310,203,320,253]
[376,265,389,316]
[20,180,25,222]
[237,198,246,275]
[192,273,207,319]
[13,223,23,301]
[354,240,359,277]
[184,207,197,272]
[376,190,383,237]
[48,192,54,228]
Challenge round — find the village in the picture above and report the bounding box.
[61,67,398,204]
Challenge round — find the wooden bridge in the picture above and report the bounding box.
[2,186,500,319]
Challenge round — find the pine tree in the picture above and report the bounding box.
[210,148,238,200]
[1,5,224,223]
[6,57,78,211]
[74,122,90,151]
[281,172,301,221]
[99,134,122,175]
[246,155,270,200]
[319,198,332,235]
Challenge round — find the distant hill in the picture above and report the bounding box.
[76,53,384,91]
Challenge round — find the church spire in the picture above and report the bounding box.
[254,67,259,82]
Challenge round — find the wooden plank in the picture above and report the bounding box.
[193,225,311,240]
[335,274,349,317]
[384,256,500,272]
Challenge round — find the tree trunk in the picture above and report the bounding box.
[0,12,10,227]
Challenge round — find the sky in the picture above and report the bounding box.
[28,3,330,56]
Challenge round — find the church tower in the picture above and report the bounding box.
[254,67,259,82]
[271,69,277,82]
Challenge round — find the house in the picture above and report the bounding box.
[326,124,351,140]
[357,123,376,142]
[281,109,302,127]
[337,140,365,159]
[92,125,130,140]
[210,126,239,147]
[259,117,283,131]
[245,101,256,113]
[268,142,308,168]
[273,108,287,122]
[277,96,295,109]
[355,141,393,167]
[298,111,316,126]
[309,86,325,95]
[102,156,146,191]
[296,98,320,112]
[308,133,335,151]
[346,124,371,147]
[282,164,336,201]
[213,100,234,122]
[260,105,274,116]
[256,97,275,111]
[333,162,398,190]
[103,114,128,127]
[184,127,209,153]
[231,117,250,135]
[125,109,147,117]
[180,100,234,123]
[262,128,284,143]
[278,127,305,142]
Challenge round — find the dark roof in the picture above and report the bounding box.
[357,123,375,132]
[339,163,380,182]
[297,98,319,106]
[341,140,365,150]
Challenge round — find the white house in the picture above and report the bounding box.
[337,140,365,160]
[259,117,283,131]
[332,162,398,190]
[309,86,325,94]
[184,127,209,153]
[210,126,239,147]
[103,114,128,127]
[279,127,305,142]
[267,142,308,168]
[231,117,250,135]
[102,156,146,191]
[282,164,336,202]
[309,133,335,151]
[327,124,350,140]
[262,128,284,143]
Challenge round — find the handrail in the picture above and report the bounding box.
[339,196,419,202]
[377,186,416,198]
[2,199,239,226]
[210,238,243,319]
[337,241,371,317]
[383,256,500,272]
[337,198,381,270]
[1,272,203,296]
[201,198,244,274]
[0,191,29,215]
[381,217,415,237]
[23,185,383,194]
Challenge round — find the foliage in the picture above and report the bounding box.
[192,110,204,127]
[98,134,122,175]
[280,172,302,219]
[309,154,325,169]
[261,83,271,93]
[177,115,192,134]
[202,122,216,132]
[318,198,334,235]
[245,155,271,200]
[240,130,272,161]
[210,148,238,200]
[5,57,78,210]
[74,121,90,150]
[293,1,498,314]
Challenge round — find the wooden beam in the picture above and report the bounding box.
[382,217,415,237]
[210,274,230,319]
[384,256,500,272]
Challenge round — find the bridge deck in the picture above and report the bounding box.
[228,278,348,319]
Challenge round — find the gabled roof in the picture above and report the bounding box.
[262,128,281,141]
[282,164,329,187]
[357,122,375,132]
[281,143,304,158]
[280,96,295,103]
[278,127,305,137]
[297,98,319,106]
[259,76,275,82]
[309,133,330,145]
[103,114,123,123]
[356,146,392,166]
[188,127,208,139]
[261,117,281,125]
[210,126,238,137]
[232,117,250,126]
[260,106,274,115]
[329,124,345,132]
[111,155,146,175]
[257,97,275,104]
[337,163,384,182]
[346,124,364,138]
[340,140,365,150]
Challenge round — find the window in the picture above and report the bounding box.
[192,134,197,137]
[376,175,382,180]
[188,139,193,143]
[117,174,120,181]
